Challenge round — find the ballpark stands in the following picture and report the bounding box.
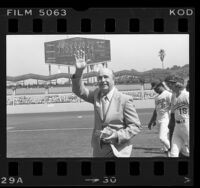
[7,89,13,95]
[144,83,152,90]
[48,87,72,94]
[15,88,46,95]
[116,84,142,91]
[6,83,156,106]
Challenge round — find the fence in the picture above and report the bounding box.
[7,89,156,106]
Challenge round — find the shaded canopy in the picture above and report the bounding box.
[7,72,99,82]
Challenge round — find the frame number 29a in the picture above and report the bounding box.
[1,177,23,184]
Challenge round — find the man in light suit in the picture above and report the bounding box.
[71,51,141,157]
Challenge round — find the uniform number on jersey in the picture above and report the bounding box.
[179,107,188,115]
[160,102,166,109]
[156,99,166,109]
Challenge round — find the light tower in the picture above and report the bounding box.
[158,49,166,69]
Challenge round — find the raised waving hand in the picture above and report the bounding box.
[74,50,88,70]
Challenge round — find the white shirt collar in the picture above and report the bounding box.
[102,87,115,102]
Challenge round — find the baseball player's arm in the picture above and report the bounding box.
[148,109,157,130]
[113,98,142,145]
[186,92,189,105]
[167,92,172,104]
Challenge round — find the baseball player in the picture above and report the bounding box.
[186,79,189,92]
[148,79,172,153]
[164,75,177,143]
[167,76,190,157]
[162,80,171,92]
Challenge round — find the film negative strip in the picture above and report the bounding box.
[0,7,195,186]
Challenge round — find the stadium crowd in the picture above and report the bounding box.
[7,90,156,105]
[7,94,81,105]
[124,90,156,100]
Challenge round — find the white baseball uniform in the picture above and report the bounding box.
[155,90,172,151]
[170,92,177,113]
[169,89,189,157]
[162,81,171,92]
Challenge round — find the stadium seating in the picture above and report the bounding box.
[6,83,157,105]
[7,89,13,95]
[7,96,13,105]
[15,88,46,95]
[123,91,142,100]
[116,84,142,91]
[48,87,72,94]
[144,83,152,90]
[7,91,156,105]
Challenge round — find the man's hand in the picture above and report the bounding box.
[148,121,156,130]
[95,126,112,138]
[74,50,87,70]
[103,131,118,144]
[95,127,118,144]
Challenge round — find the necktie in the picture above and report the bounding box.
[102,96,108,118]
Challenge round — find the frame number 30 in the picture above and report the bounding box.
[103,176,117,184]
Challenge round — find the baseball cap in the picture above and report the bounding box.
[165,75,176,83]
[151,79,161,89]
[165,75,184,84]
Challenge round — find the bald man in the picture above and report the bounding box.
[71,51,141,157]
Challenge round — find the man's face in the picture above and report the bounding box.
[165,81,176,91]
[154,85,162,94]
[97,68,114,95]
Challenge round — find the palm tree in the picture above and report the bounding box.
[158,49,166,69]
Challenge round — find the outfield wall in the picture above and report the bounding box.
[7,100,155,114]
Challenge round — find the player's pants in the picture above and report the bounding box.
[158,120,170,150]
[169,120,189,157]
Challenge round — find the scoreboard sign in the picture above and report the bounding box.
[44,37,111,66]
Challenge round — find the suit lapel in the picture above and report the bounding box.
[104,88,119,122]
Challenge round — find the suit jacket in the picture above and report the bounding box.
[72,76,141,157]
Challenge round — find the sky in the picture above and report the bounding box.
[6,34,189,76]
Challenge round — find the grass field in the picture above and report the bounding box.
[7,108,167,158]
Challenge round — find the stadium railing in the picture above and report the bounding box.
[6,90,156,106]
[6,83,156,106]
